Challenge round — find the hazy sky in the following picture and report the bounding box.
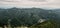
[0,0,60,8]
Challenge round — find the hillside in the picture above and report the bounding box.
[0,7,59,28]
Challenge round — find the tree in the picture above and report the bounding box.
[29,19,57,28]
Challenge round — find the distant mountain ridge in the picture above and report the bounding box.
[0,7,59,26]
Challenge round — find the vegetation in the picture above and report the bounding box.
[29,19,57,28]
[0,7,60,28]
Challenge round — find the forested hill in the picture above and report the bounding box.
[0,7,58,27]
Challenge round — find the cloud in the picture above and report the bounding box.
[0,0,22,2]
[28,0,47,2]
[0,0,60,8]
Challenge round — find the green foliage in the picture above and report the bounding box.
[0,8,59,28]
[29,19,57,28]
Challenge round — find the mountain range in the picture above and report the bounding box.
[0,7,60,26]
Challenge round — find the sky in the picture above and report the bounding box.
[0,0,60,9]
